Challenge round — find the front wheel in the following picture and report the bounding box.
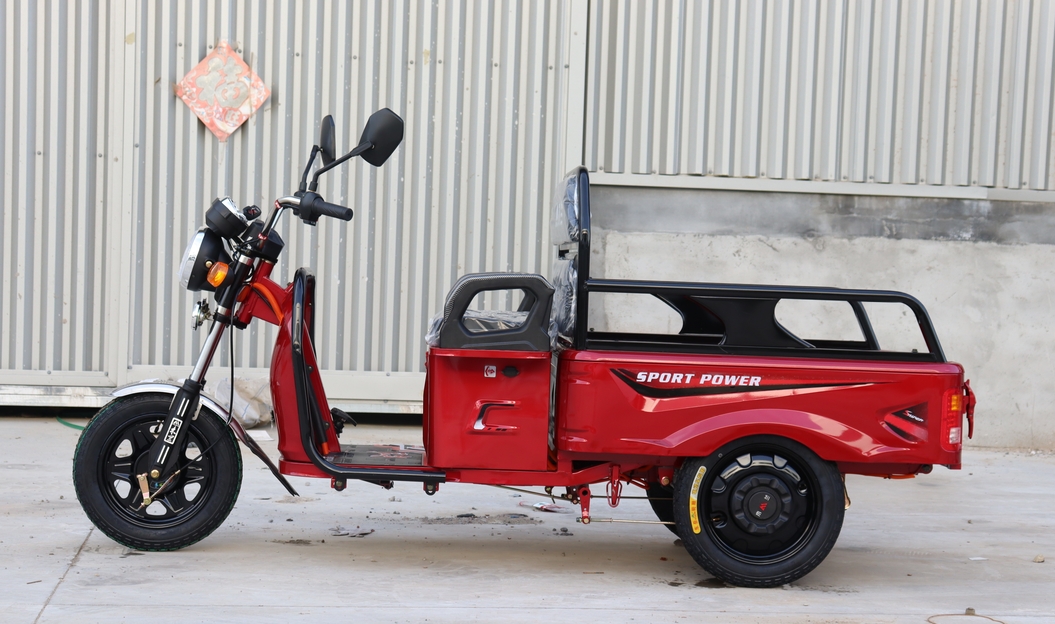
[73,393,242,551]
[673,436,844,587]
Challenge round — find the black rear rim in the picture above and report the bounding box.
[98,412,216,529]
[702,448,821,565]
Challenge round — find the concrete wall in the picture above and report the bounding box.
[591,185,1055,450]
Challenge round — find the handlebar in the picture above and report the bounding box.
[301,192,354,221]
[272,192,353,227]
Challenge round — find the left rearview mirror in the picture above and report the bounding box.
[319,115,336,166]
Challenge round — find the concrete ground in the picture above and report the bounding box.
[1,416,1052,624]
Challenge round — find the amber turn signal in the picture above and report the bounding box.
[947,392,962,413]
[206,262,230,288]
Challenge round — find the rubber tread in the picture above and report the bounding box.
[646,482,679,537]
[72,394,242,551]
[672,436,844,588]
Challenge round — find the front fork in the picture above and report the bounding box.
[143,316,228,484]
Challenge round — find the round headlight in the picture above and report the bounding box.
[178,228,232,291]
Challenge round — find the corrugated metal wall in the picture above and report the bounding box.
[131,0,577,382]
[130,0,574,384]
[584,0,1055,192]
[1,0,113,386]
[1,0,584,405]
[5,0,1055,407]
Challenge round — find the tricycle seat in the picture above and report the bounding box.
[428,272,555,352]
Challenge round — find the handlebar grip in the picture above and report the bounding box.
[300,192,353,222]
[311,197,354,221]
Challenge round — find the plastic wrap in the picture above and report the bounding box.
[462,309,528,332]
[424,312,444,347]
[425,296,558,349]
[204,376,272,428]
[551,257,577,344]
[550,172,580,244]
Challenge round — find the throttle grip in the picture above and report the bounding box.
[299,192,353,222]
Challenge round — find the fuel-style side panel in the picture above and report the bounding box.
[556,350,964,468]
[427,348,551,471]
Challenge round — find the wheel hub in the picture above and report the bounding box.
[730,475,793,534]
[747,489,778,520]
[97,414,214,527]
[132,454,167,491]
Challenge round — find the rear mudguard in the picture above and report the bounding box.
[111,382,298,496]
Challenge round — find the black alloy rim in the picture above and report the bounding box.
[98,412,216,529]
[701,448,821,565]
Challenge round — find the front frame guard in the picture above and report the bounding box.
[112,382,298,496]
[288,269,446,485]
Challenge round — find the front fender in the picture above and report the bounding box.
[111,382,298,496]
[113,381,234,424]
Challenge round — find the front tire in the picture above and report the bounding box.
[73,393,242,551]
[673,436,844,587]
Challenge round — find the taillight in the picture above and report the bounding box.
[941,389,964,451]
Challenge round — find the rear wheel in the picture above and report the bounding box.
[73,393,242,551]
[646,482,679,536]
[673,436,844,587]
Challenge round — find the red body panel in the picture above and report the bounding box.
[235,261,286,327]
[238,267,965,484]
[556,350,964,471]
[244,274,340,466]
[426,348,551,471]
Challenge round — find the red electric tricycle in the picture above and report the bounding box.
[74,109,975,587]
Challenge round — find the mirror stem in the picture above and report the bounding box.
[308,142,374,192]
[299,146,321,193]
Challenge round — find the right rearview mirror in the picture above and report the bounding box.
[357,108,403,167]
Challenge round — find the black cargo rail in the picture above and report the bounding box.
[580,278,946,363]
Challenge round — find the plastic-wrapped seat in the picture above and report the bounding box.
[426,272,555,352]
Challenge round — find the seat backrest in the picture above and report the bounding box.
[436,272,554,351]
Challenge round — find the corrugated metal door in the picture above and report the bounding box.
[1,0,125,402]
[584,0,1055,198]
[1,0,587,409]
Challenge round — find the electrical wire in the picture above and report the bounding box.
[56,417,85,431]
[229,315,236,423]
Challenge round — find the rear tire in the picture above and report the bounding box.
[73,393,242,551]
[673,436,844,587]
[646,482,679,536]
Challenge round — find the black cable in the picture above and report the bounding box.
[229,316,235,422]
